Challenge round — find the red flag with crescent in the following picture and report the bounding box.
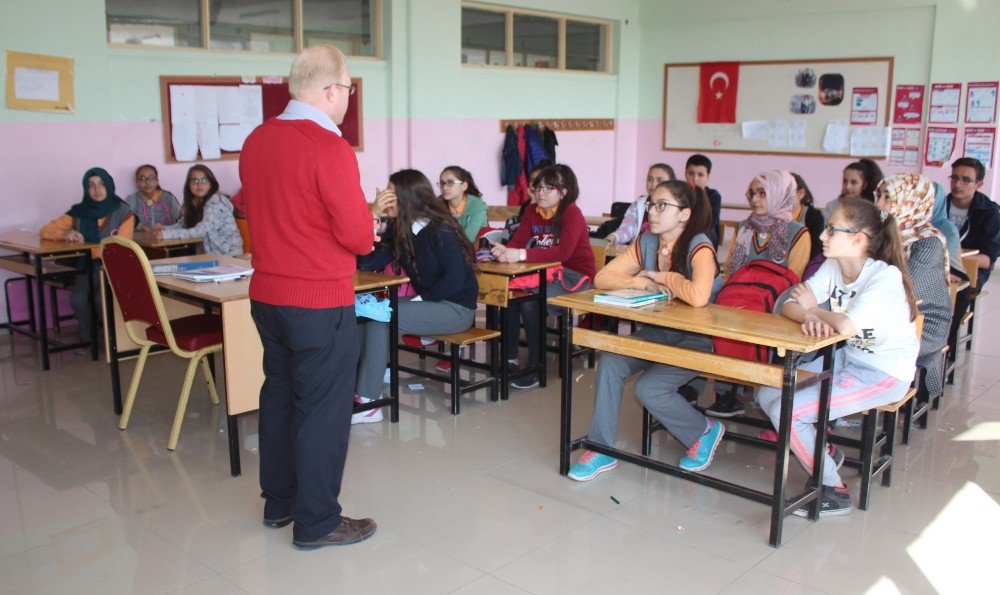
[697,62,739,123]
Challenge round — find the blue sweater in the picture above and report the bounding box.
[400,223,479,310]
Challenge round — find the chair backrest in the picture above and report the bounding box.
[477,272,510,307]
[235,215,252,254]
[100,236,176,348]
[591,244,606,275]
[962,256,979,289]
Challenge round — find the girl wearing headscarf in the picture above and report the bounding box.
[931,181,968,280]
[875,173,952,403]
[40,167,135,343]
[727,170,811,279]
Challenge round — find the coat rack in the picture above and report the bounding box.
[500,118,615,132]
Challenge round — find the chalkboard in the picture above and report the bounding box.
[663,57,893,157]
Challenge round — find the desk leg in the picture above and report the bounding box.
[24,265,36,334]
[497,304,510,401]
[87,258,98,361]
[558,306,573,475]
[228,413,241,477]
[389,285,400,423]
[538,269,548,388]
[35,258,50,371]
[104,275,123,415]
[768,351,800,547]
[807,346,834,521]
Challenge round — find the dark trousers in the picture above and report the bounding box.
[948,273,987,354]
[251,301,359,542]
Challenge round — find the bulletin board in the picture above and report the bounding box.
[5,50,75,113]
[663,57,894,157]
[159,75,363,163]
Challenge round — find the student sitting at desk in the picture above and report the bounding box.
[438,165,488,243]
[604,163,675,246]
[759,198,918,517]
[124,164,180,230]
[39,167,135,344]
[352,169,479,424]
[568,181,725,481]
[491,163,596,390]
[684,154,722,246]
[875,174,951,410]
[154,164,243,257]
[822,159,884,221]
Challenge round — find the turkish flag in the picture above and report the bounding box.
[697,62,740,123]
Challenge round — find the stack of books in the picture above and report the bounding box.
[593,288,670,308]
[172,264,253,283]
[151,260,219,275]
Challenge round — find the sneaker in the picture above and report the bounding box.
[704,392,746,418]
[351,395,383,425]
[679,420,726,471]
[435,360,452,373]
[568,450,618,481]
[401,334,438,348]
[759,429,777,442]
[828,443,845,471]
[677,384,700,404]
[354,294,392,322]
[511,373,539,390]
[792,484,852,517]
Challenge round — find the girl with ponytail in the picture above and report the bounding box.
[756,197,919,517]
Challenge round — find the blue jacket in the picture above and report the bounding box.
[948,190,1000,285]
[501,125,521,190]
[400,223,479,310]
[524,125,549,174]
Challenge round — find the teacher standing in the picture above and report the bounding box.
[240,45,377,549]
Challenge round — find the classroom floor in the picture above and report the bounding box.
[1,296,998,595]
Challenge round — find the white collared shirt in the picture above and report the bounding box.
[276,99,342,136]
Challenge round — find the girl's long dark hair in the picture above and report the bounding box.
[791,172,814,207]
[836,198,917,321]
[441,165,482,198]
[533,163,579,242]
[182,164,220,228]
[845,159,884,201]
[389,169,477,281]
[657,181,716,276]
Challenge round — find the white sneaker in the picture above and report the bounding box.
[383,368,391,384]
[351,395,383,425]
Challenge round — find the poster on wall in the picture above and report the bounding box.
[850,87,878,125]
[888,128,921,167]
[929,83,962,123]
[963,127,996,169]
[893,84,925,124]
[965,82,999,124]
[925,126,958,166]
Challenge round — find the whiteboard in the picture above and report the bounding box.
[663,57,894,157]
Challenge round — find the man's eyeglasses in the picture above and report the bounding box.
[646,200,682,213]
[323,82,356,95]
[949,174,979,185]
[824,223,870,238]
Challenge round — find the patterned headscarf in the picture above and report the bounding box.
[730,170,795,273]
[877,173,948,279]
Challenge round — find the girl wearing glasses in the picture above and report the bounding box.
[728,171,812,279]
[124,164,180,230]
[438,166,488,243]
[491,164,595,389]
[875,174,951,409]
[155,164,243,257]
[569,181,726,480]
[758,198,918,516]
[605,163,676,246]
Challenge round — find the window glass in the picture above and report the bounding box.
[304,0,376,57]
[462,8,507,66]
[208,0,294,52]
[106,0,202,47]
[565,20,605,72]
[512,14,558,69]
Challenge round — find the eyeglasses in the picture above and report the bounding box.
[189,177,210,184]
[949,174,979,185]
[824,223,870,238]
[438,179,463,188]
[745,188,767,200]
[323,82,356,95]
[646,200,682,213]
[137,175,158,182]
[533,184,562,195]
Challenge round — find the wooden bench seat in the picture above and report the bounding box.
[0,254,76,277]
[428,327,501,346]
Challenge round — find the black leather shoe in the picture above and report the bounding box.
[293,517,377,550]
[263,515,292,529]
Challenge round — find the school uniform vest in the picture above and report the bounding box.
[734,220,806,270]
[74,201,134,241]
[637,231,724,303]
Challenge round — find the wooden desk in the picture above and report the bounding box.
[487,205,520,222]
[961,249,980,258]
[105,253,409,476]
[131,230,203,258]
[476,261,560,395]
[0,230,98,369]
[604,243,630,261]
[549,290,843,547]
[585,215,613,227]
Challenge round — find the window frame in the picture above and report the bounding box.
[106,0,383,59]
[461,2,612,74]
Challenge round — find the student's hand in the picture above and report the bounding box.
[493,246,521,263]
[62,230,84,242]
[152,223,164,233]
[949,274,963,285]
[801,312,834,337]
[371,187,397,218]
[636,269,658,280]
[643,281,669,294]
[790,283,817,311]
[605,233,617,245]
[153,228,164,240]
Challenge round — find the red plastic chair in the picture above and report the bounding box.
[100,237,223,450]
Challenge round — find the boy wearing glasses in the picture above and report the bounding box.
[946,157,1000,352]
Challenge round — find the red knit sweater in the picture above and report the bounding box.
[240,118,374,308]
[508,203,596,278]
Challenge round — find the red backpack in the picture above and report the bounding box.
[713,260,800,361]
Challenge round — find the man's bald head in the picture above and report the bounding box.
[288,44,347,101]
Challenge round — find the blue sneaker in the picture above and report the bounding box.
[355,293,392,322]
[568,450,618,481]
[678,420,725,472]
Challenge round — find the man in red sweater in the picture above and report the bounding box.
[240,45,377,549]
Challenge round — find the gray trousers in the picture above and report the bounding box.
[71,268,101,343]
[588,326,712,449]
[356,298,476,398]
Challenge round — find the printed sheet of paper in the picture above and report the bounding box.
[849,126,890,157]
[924,127,957,165]
[239,84,264,126]
[929,83,961,124]
[787,120,807,148]
[965,82,998,124]
[768,120,788,147]
[822,120,850,153]
[13,67,59,101]
[850,87,879,125]
[217,87,243,124]
[893,84,925,125]
[963,127,996,169]
[741,120,768,140]
[196,120,221,160]
[171,122,198,161]
[219,123,255,152]
[169,85,196,124]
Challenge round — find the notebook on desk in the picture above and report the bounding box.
[151,260,219,275]
[172,264,253,283]
[593,288,670,307]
